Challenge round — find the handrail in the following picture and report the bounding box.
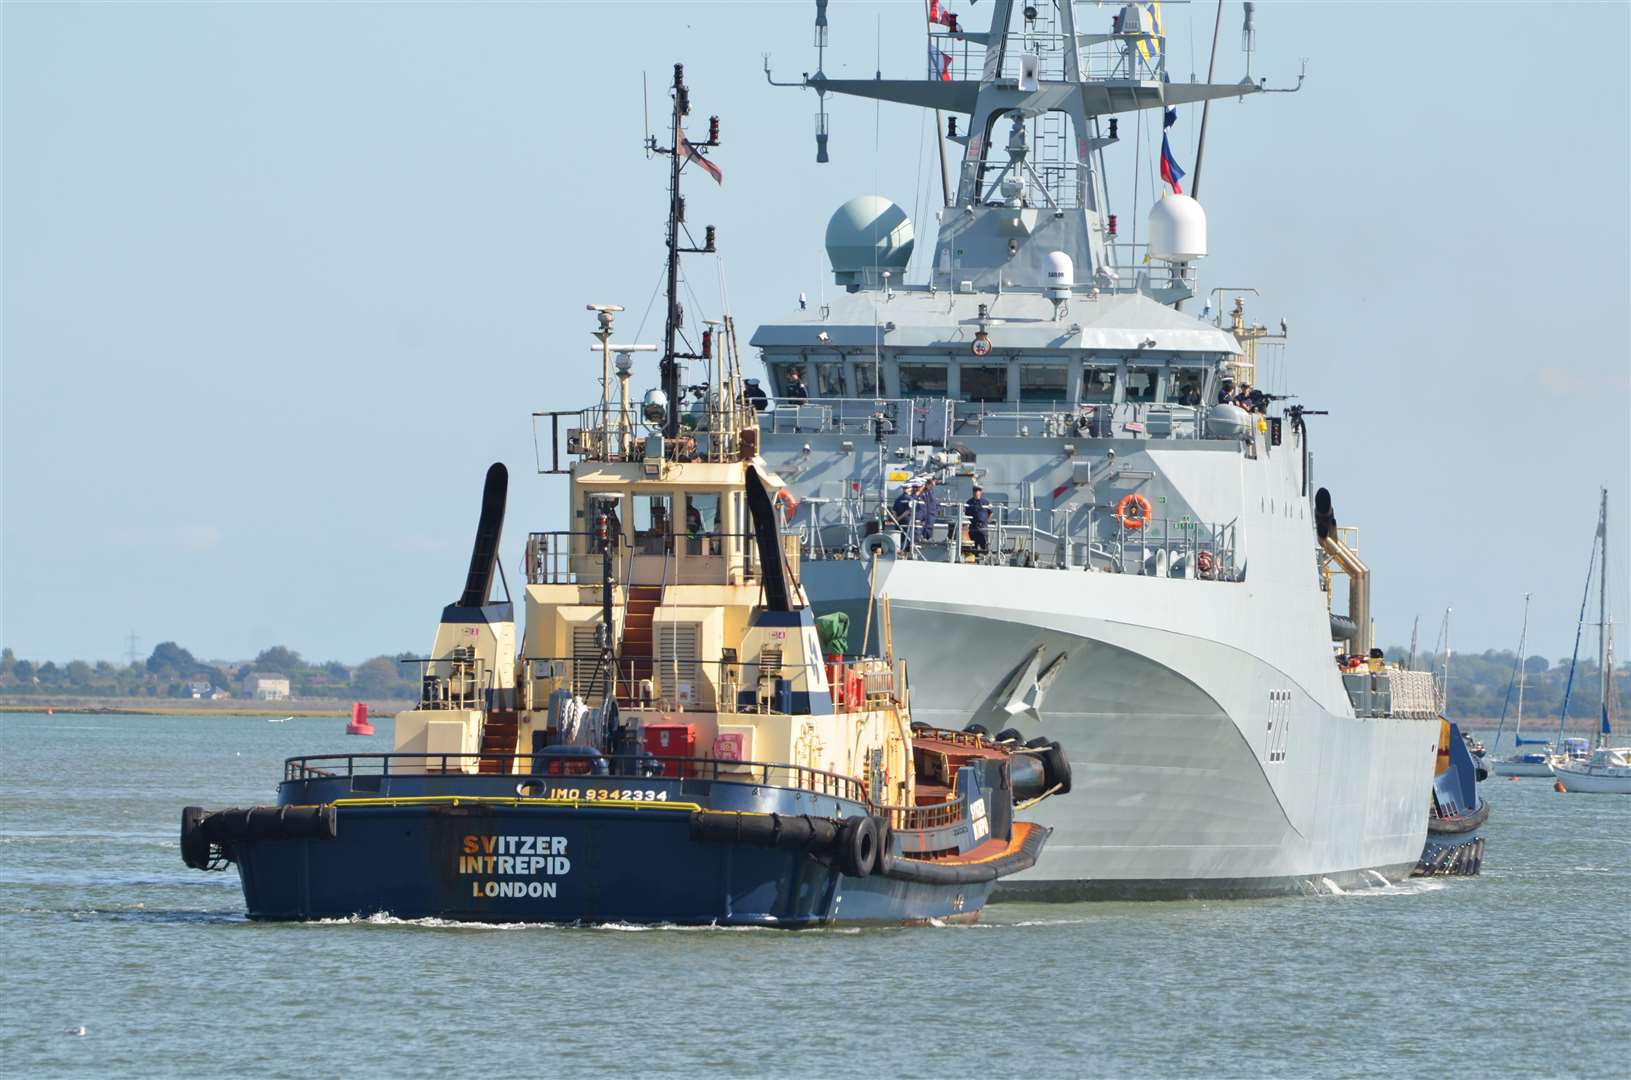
[282,752,872,804]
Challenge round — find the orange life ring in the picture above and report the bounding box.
[774,487,799,524]
[1115,493,1152,530]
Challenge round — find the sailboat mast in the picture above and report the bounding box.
[1598,487,1609,747]
[1514,594,1530,742]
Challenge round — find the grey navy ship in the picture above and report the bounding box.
[751,1,1442,898]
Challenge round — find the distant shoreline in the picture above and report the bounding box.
[0,696,410,718]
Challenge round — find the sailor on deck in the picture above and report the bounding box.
[965,485,992,555]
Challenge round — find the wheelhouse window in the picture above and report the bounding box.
[1020,364,1067,403]
[1124,366,1161,403]
[633,494,672,554]
[581,492,624,546]
[682,492,721,555]
[898,363,948,397]
[814,363,845,397]
[960,365,1007,403]
[1170,367,1206,407]
[1080,365,1116,403]
[851,360,878,397]
[768,364,801,399]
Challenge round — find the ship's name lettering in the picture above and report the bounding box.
[459,833,572,896]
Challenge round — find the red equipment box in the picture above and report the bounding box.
[643,723,696,778]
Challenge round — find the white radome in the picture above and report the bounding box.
[825,196,914,279]
[1045,250,1074,301]
[1147,193,1208,261]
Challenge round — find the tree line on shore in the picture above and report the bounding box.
[0,642,419,701]
[1385,645,1624,727]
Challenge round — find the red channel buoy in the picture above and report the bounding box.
[345,701,375,736]
[1554,780,1567,793]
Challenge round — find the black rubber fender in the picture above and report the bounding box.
[180,806,211,870]
[1024,736,1051,749]
[1040,741,1072,795]
[995,728,1024,745]
[963,723,990,738]
[870,816,894,877]
[836,816,878,877]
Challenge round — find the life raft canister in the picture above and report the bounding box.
[1115,493,1152,530]
[773,487,798,524]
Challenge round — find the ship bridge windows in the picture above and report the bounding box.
[1124,365,1162,403]
[767,363,807,402]
[633,494,673,555]
[1020,364,1068,403]
[851,359,879,396]
[682,492,722,556]
[1080,365,1116,404]
[1170,367,1206,407]
[899,362,948,397]
[960,365,1007,403]
[813,363,846,397]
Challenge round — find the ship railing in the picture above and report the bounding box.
[760,397,919,438]
[519,652,902,715]
[799,494,1240,580]
[762,398,1212,444]
[525,530,771,588]
[281,751,870,803]
[532,404,757,471]
[396,652,493,712]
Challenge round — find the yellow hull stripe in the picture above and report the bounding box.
[330,795,702,813]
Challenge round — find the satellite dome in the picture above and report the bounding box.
[1044,250,1074,302]
[825,196,914,289]
[1147,193,1207,261]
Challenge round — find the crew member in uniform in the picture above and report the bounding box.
[784,370,809,401]
[965,485,992,555]
[742,378,769,412]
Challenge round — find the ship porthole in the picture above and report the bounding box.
[517,779,546,798]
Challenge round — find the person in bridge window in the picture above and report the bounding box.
[784,370,809,401]
[1217,379,1235,405]
[742,379,769,412]
[1181,384,1202,407]
[965,485,993,555]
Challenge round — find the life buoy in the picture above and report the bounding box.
[773,487,798,524]
[1115,493,1152,530]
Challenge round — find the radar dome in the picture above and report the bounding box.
[1044,250,1074,302]
[1147,193,1208,261]
[826,196,914,289]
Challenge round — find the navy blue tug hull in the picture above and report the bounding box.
[198,768,1017,926]
[231,801,990,925]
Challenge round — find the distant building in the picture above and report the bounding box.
[242,673,291,701]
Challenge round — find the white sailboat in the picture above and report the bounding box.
[1488,594,1554,778]
[1556,490,1629,794]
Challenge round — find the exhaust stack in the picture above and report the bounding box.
[1315,488,1371,655]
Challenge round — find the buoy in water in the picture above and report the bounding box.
[46,707,53,716]
[1554,780,1567,793]
[346,701,375,737]
[1507,775,1519,781]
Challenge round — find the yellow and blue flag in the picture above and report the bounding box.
[1137,2,1165,65]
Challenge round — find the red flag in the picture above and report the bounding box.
[677,123,722,185]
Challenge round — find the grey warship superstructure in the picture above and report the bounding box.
[752,1,1441,898]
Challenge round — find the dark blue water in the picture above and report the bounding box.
[2,714,1626,1078]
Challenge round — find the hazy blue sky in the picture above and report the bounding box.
[3,1,1627,665]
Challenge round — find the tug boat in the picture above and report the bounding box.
[1415,717,1488,877]
[179,73,1068,924]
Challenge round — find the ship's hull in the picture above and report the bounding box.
[802,558,1438,899]
[223,799,988,925]
[1489,758,1555,778]
[1554,763,1631,794]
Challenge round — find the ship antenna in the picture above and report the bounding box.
[1190,0,1224,199]
[652,62,721,439]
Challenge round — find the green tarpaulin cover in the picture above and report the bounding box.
[815,611,850,657]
